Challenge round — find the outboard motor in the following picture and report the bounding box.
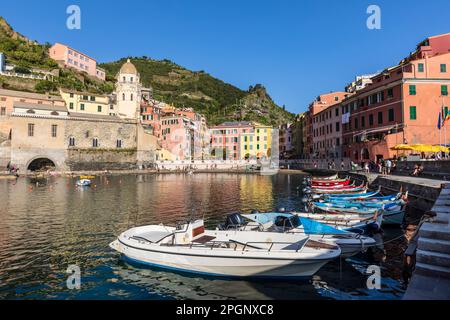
[250,209,260,214]
[218,212,245,230]
[278,207,286,213]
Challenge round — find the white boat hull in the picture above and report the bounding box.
[110,239,333,278]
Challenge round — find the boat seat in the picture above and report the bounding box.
[133,231,173,243]
[192,235,216,244]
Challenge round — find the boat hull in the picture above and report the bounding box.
[383,210,405,225]
[110,239,332,278]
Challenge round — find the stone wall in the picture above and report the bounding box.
[66,148,138,171]
[65,117,137,149]
[395,160,450,179]
[10,115,68,170]
[0,142,11,169]
[7,111,161,172]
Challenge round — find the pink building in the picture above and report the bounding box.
[49,43,106,80]
[159,115,194,160]
[210,121,253,160]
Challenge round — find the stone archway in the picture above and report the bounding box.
[27,157,57,172]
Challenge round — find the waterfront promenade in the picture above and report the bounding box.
[354,172,446,189]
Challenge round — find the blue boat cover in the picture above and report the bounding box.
[299,217,349,235]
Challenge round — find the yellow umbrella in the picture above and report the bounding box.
[410,144,449,153]
[390,144,415,151]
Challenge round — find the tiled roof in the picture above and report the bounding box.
[0,88,64,101]
[13,101,68,112]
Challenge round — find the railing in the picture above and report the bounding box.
[0,71,47,80]
[186,239,309,253]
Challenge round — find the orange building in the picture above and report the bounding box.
[342,33,450,162]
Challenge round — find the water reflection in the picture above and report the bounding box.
[0,173,405,300]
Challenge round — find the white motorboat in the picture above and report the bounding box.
[76,179,91,187]
[109,219,341,279]
[237,213,376,257]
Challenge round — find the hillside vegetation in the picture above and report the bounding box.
[0,17,294,126]
[101,57,294,125]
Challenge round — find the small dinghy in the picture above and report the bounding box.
[76,179,92,187]
[291,210,384,232]
[109,219,341,279]
[312,201,405,226]
[322,188,381,200]
[239,212,376,257]
[306,183,368,194]
[311,177,351,187]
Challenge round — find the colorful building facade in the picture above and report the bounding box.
[310,92,350,159]
[342,33,450,162]
[210,122,253,160]
[60,89,113,116]
[159,115,194,161]
[209,121,274,160]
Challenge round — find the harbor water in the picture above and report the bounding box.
[0,173,407,300]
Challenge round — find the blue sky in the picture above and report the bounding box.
[2,0,450,114]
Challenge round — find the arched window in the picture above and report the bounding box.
[92,138,99,148]
[122,93,126,101]
[130,94,134,101]
[69,136,76,147]
[130,77,134,83]
[123,76,126,82]
[116,140,122,148]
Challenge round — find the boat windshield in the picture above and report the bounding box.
[274,215,301,229]
[288,216,301,228]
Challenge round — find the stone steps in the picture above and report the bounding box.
[416,248,450,269]
[414,262,450,279]
[419,222,450,241]
[404,184,450,299]
[418,238,450,255]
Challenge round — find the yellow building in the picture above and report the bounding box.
[240,123,272,159]
[60,89,113,116]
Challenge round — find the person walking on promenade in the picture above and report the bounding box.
[341,160,345,171]
[386,159,392,175]
[380,159,386,175]
[364,162,370,174]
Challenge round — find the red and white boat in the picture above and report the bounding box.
[307,183,367,194]
[311,177,351,187]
